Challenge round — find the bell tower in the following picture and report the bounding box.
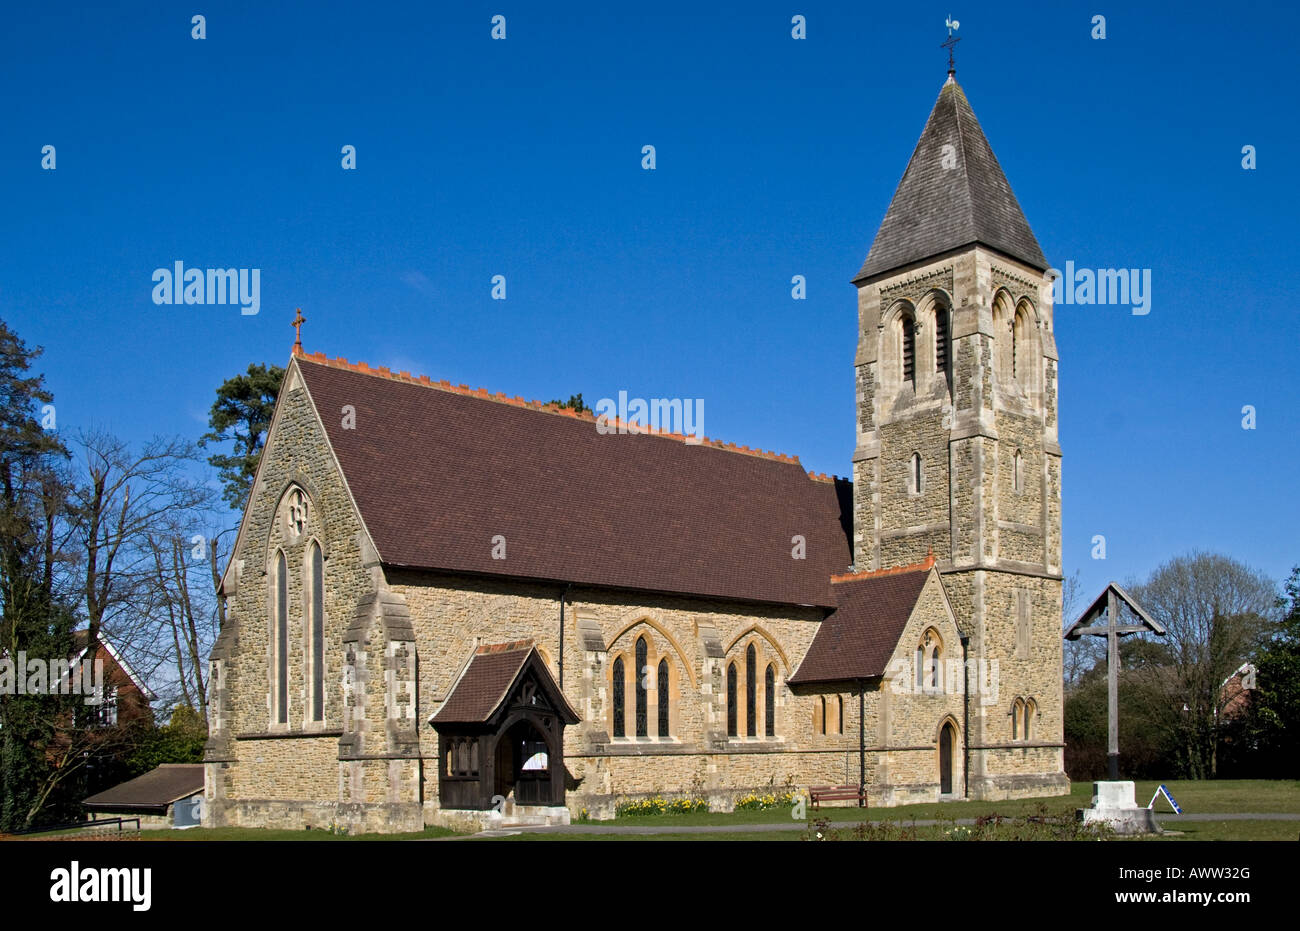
[852,73,1068,800]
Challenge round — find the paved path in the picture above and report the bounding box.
[440,812,1300,839]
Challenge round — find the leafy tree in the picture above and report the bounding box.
[1220,566,1300,777]
[0,318,76,830]
[200,363,283,510]
[124,703,208,777]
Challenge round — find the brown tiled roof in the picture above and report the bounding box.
[432,643,578,725]
[297,355,853,608]
[788,559,934,684]
[83,764,204,813]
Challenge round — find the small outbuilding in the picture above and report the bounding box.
[83,763,205,829]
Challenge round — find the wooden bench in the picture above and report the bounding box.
[808,784,868,809]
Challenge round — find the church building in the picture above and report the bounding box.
[203,70,1068,832]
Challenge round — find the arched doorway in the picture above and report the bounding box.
[939,721,956,795]
[495,718,552,806]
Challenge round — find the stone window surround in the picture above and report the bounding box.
[914,627,944,693]
[1010,696,1036,742]
[991,289,1043,406]
[266,481,331,735]
[723,636,784,742]
[607,630,682,743]
[879,289,956,405]
[301,537,328,731]
[267,547,290,731]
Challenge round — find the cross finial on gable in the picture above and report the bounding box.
[292,308,306,355]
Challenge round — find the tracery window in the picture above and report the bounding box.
[727,662,738,737]
[286,487,309,538]
[308,541,324,722]
[658,658,670,738]
[746,644,757,737]
[274,549,288,724]
[611,656,626,738]
[765,664,776,737]
[635,636,649,738]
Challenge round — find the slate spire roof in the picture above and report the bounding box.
[854,76,1047,282]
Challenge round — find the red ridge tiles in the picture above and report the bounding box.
[830,550,936,584]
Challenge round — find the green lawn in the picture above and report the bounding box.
[500,820,1299,841]
[587,779,1300,829]
[11,780,1295,842]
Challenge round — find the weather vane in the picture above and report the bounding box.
[941,15,961,76]
[292,307,306,354]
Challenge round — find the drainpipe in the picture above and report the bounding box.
[558,584,571,688]
[960,634,970,799]
[858,679,866,805]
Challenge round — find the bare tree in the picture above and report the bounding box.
[140,521,228,722]
[1061,570,1101,691]
[67,429,221,719]
[1129,551,1277,778]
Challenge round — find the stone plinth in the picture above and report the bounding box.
[1077,780,1161,835]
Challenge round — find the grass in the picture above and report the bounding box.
[591,779,1300,828]
[498,820,1300,841]
[10,780,1295,842]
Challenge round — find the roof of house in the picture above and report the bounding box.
[788,557,935,684]
[68,629,157,701]
[297,354,853,608]
[431,641,579,726]
[854,76,1047,282]
[82,764,204,813]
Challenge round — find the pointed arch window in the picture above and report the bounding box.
[1014,449,1024,495]
[814,696,825,735]
[726,662,738,737]
[611,657,625,738]
[910,452,923,495]
[745,644,757,737]
[1012,698,1025,741]
[1025,699,1036,741]
[836,695,844,735]
[657,658,670,738]
[765,664,776,737]
[274,550,288,725]
[635,636,648,738]
[308,541,324,722]
[902,315,916,388]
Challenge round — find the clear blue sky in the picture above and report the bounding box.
[1,1,1295,607]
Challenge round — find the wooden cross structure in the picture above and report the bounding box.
[1064,583,1165,780]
